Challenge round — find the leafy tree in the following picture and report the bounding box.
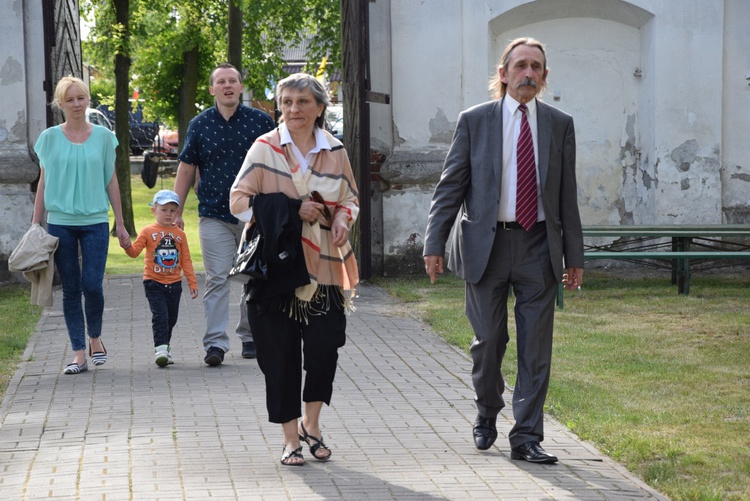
[83,0,340,124]
[88,78,115,108]
[81,0,137,235]
[240,0,340,98]
[130,2,227,138]
[81,0,341,234]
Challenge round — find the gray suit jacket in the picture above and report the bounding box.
[423,98,584,284]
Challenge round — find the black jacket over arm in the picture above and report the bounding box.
[246,193,309,302]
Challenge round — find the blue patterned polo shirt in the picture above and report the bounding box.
[178,103,275,223]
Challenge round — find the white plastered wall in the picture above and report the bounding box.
[0,0,46,280]
[371,0,742,273]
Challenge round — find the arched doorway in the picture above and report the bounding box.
[489,0,655,225]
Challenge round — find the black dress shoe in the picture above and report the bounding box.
[204,347,224,366]
[473,415,498,450]
[241,341,257,359]
[510,441,558,464]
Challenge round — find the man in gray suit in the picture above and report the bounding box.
[423,37,584,464]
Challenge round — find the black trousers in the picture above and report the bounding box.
[144,279,182,347]
[247,291,347,424]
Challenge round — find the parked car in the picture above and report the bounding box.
[95,105,159,156]
[129,122,159,156]
[326,105,344,141]
[153,129,179,157]
[85,108,113,130]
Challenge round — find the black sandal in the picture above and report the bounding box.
[298,422,332,461]
[280,446,304,466]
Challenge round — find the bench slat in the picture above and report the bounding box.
[583,225,750,238]
[557,227,750,309]
[585,251,750,259]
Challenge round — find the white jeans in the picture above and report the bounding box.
[198,217,252,352]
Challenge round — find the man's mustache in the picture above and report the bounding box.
[517,78,538,88]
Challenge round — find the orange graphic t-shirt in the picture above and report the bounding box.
[125,223,198,289]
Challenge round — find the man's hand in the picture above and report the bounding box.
[424,255,444,284]
[562,267,584,290]
[172,161,196,231]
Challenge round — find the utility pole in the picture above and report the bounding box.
[342,0,371,278]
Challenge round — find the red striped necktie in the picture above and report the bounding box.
[515,103,537,231]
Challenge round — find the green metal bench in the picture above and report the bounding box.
[556,225,750,309]
[583,251,750,294]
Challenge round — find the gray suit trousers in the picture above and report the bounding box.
[465,222,557,447]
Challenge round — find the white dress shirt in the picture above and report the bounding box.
[497,95,545,223]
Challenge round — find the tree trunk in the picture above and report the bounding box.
[341,0,363,262]
[114,0,135,236]
[228,0,243,103]
[178,47,199,154]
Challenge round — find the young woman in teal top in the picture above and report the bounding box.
[32,76,131,375]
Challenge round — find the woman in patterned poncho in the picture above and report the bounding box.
[230,73,359,467]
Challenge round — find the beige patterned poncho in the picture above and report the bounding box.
[230,127,359,307]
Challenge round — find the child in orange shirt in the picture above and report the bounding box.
[123,190,198,366]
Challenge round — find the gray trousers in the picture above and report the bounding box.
[198,217,253,352]
[465,222,557,448]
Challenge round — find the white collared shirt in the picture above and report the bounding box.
[234,124,333,224]
[279,122,332,175]
[497,95,546,223]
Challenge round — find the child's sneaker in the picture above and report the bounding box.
[167,345,174,365]
[155,345,169,367]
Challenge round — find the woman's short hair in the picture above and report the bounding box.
[52,76,90,110]
[488,37,548,100]
[276,73,330,129]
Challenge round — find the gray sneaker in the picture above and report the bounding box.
[155,344,169,367]
[167,345,174,365]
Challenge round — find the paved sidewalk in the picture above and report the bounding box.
[0,275,667,500]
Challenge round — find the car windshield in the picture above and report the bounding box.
[85,109,113,130]
[326,106,344,136]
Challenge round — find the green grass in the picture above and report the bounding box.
[0,285,43,397]
[106,175,204,275]
[371,270,750,501]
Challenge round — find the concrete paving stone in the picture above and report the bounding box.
[0,474,26,490]
[0,276,669,500]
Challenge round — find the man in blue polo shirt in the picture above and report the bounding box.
[173,63,275,366]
